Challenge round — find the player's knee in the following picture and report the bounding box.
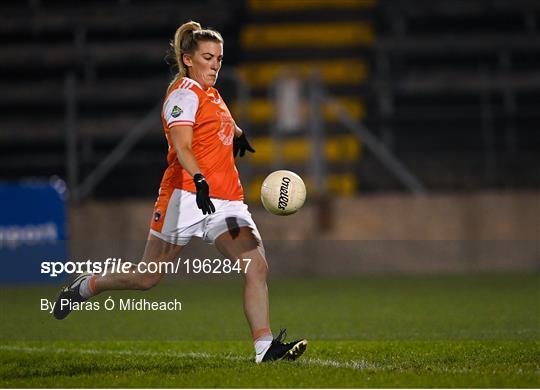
[245,259,268,282]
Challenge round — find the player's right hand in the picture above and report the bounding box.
[193,173,216,215]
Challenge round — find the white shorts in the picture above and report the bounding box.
[150,189,262,246]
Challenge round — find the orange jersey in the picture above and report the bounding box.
[159,77,243,201]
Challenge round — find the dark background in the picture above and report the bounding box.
[2,0,539,199]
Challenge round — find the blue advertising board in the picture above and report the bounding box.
[0,180,67,283]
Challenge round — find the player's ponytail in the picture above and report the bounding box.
[168,21,224,92]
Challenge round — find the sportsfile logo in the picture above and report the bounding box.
[41,257,253,277]
[278,176,291,211]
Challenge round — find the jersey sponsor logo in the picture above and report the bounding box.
[154,210,161,222]
[171,106,183,118]
[217,111,234,146]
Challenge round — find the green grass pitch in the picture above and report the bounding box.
[1,274,539,387]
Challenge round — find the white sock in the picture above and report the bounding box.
[78,275,95,299]
[254,335,273,363]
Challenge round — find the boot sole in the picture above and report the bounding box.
[285,339,308,361]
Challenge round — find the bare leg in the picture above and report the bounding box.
[93,233,184,293]
[215,227,270,336]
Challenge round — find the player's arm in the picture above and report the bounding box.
[169,124,215,214]
[163,87,201,173]
[169,125,202,176]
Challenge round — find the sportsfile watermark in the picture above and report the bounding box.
[41,257,252,278]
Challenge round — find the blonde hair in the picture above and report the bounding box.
[168,21,224,91]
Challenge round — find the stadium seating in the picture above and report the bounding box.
[235,0,377,200]
[0,0,242,196]
[1,0,538,197]
[368,0,540,190]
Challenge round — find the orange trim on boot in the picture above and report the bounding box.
[252,327,272,342]
[88,275,98,295]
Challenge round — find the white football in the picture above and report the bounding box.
[260,170,306,215]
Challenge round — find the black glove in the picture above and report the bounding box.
[233,132,255,157]
[193,173,215,215]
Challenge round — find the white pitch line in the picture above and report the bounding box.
[299,357,383,370]
[0,345,371,370]
[0,345,213,360]
[3,345,535,376]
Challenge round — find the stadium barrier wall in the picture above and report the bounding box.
[68,191,539,275]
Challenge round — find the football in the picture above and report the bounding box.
[260,170,306,215]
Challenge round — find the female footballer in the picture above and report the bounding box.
[53,21,307,363]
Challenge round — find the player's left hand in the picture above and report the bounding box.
[233,132,255,157]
